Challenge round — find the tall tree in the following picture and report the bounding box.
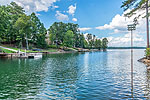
[66,23,80,47]
[102,38,108,50]
[30,13,47,48]
[48,22,66,45]
[79,34,85,48]
[86,34,92,43]
[0,5,10,43]
[8,2,25,44]
[14,14,31,49]
[97,39,102,50]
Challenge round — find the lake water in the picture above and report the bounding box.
[0,49,149,100]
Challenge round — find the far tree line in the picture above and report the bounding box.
[0,2,108,50]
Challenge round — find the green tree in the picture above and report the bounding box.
[66,23,80,47]
[0,5,10,43]
[48,22,80,48]
[8,2,25,44]
[79,34,85,48]
[96,39,102,50]
[48,22,66,45]
[49,33,56,45]
[63,30,74,47]
[95,39,99,49]
[102,38,108,50]
[121,0,146,16]
[86,34,92,43]
[30,13,47,48]
[14,14,31,49]
[84,40,88,48]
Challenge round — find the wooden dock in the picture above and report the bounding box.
[0,53,43,58]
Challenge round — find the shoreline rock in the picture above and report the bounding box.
[138,57,150,67]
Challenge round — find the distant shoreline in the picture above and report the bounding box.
[108,47,146,49]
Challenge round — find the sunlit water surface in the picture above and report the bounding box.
[0,49,150,100]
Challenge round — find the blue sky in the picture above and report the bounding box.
[0,0,147,47]
[39,0,123,32]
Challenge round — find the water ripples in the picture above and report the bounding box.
[0,50,149,99]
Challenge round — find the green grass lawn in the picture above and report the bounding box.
[0,45,58,53]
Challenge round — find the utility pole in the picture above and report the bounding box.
[146,0,149,48]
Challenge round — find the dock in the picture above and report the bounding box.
[0,53,43,58]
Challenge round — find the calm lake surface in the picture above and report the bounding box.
[0,49,149,100]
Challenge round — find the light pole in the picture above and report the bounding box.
[127,23,136,98]
[128,24,136,72]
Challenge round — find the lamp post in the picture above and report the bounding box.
[127,23,136,98]
[128,24,136,72]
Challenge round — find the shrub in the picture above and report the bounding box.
[145,48,150,57]
[48,45,58,49]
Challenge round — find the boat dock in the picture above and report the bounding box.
[0,53,43,58]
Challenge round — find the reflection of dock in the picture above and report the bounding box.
[0,53,42,58]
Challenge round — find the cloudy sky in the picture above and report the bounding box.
[0,0,147,47]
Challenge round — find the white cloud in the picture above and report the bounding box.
[95,9,147,47]
[79,27,92,31]
[0,0,59,14]
[107,33,146,47]
[96,9,146,34]
[72,18,77,22]
[55,11,69,21]
[67,4,76,16]
[54,6,59,8]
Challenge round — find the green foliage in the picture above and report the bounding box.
[48,22,85,48]
[48,22,66,44]
[0,5,11,43]
[48,45,58,49]
[95,39,102,50]
[49,33,56,44]
[121,0,147,17]
[63,30,74,47]
[0,3,47,49]
[14,14,31,49]
[30,13,47,48]
[84,40,88,48]
[146,48,150,56]
[102,38,108,50]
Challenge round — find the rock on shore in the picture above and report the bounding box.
[138,57,150,69]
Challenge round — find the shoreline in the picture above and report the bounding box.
[138,57,150,69]
[0,49,103,58]
[3,48,146,58]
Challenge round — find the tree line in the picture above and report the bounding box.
[0,2,108,50]
[48,22,108,50]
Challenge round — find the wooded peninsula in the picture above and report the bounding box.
[0,2,108,53]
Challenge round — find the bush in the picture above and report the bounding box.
[145,48,150,57]
[48,45,58,49]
